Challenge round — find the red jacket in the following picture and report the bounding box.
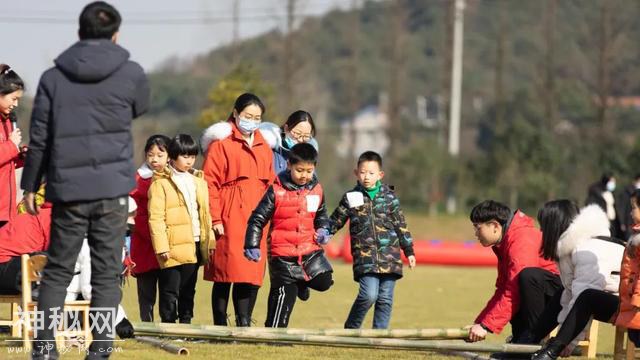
[0,115,23,224]
[270,181,323,257]
[202,121,275,285]
[474,210,559,333]
[616,227,640,329]
[0,204,52,263]
[129,164,160,275]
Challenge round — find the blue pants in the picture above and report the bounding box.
[344,274,396,329]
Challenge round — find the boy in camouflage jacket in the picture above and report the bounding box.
[316,151,415,329]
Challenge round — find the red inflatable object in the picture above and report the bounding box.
[339,236,497,267]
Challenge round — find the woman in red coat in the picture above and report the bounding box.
[0,65,25,229]
[202,93,275,326]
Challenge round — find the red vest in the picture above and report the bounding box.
[270,181,323,257]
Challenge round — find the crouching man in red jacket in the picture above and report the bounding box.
[466,200,561,347]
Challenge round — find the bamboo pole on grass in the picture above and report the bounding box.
[132,323,540,354]
[132,322,469,339]
[136,336,189,355]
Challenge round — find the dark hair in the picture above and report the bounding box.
[631,189,640,208]
[228,93,266,121]
[357,151,383,168]
[599,172,614,187]
[283,110,316,137]
[288,143,318,165]
[144,134,171,153]
[469,200,512,227]
[168,134,199,160]
[79,1,121,40]
[634,174,640,181]
[537,199,579,261]
[0,64,24,95]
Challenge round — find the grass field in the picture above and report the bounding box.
[0,215,620,358]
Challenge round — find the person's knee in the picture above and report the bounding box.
[310,273,333,292]
[518,267,541,287]
[357,290,377,306]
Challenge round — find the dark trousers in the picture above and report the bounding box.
[0,256,22,294]
[555,289,618,346]
[33,197,127,360]
[158,261,197,323]
[135,269,159,322]
[178,248,202,324]
[511,267,564,343]
[265,272,333,328]
[212,282,260,326]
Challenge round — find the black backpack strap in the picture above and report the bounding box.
[594,235,626,247]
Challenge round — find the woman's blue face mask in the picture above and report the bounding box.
[237,117,260,134]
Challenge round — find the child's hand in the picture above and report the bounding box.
[315,228,331,245]
[244,248,261,262]
[159,252,170,261]
[408,255,416,269]
[213,223,225,237]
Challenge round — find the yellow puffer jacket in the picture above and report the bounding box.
[148,166,215,269]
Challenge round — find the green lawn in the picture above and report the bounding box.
[0,263,619,359]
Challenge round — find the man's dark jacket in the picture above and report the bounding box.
[21,39,150,202]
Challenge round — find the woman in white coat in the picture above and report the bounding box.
[531,201,625,359]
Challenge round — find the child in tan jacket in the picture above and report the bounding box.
[148,134,215,323]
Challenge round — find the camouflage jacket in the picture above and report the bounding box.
[328,183,414,281]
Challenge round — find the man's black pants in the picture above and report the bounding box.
[33,197,127,359]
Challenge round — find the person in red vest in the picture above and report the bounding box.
[466,200,560,345]
[244,142,333,328]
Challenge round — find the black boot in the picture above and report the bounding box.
[530,337,564,360]
[235,315,251,327]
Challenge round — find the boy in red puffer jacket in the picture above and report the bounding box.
[244,142,333,328]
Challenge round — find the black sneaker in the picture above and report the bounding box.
[297,285,310,301]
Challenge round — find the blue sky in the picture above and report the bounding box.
[3,0,351,94]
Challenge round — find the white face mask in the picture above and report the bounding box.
[606,181,616,192]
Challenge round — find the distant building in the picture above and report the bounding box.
[336,105,390,158]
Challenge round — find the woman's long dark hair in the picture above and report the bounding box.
[538,199,579,261]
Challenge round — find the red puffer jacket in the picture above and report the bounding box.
[129,164,160,275]
[270,181,323,257]
[245,172,329,256]
[616,226,640,329]
[474,210,559,334]
[0,115,23,224]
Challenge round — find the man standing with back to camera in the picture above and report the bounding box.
[21,2,150,359]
